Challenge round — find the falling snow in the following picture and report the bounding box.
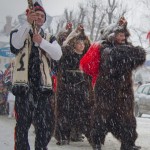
[0,115,150,150]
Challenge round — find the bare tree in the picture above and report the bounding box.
[94,13,105,41]
[52,0,130,41]
[77,4,86,24]
[105,0,130,24]
[85,0,105,40]
[133,0,150,47]
[131,27,147,47]
[54,4,88,35]
[64,9,73,22]
[106,0,117,24]
[90,4,97,40]
[140,0,150,9]
[85,0,130,40]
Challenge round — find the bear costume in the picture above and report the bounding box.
[55,25,92,145]
[80,18,146,150]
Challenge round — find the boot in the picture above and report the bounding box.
[56,140,69,146]
[92,145,101,150]
[35,148,47,150]
[121,143,141,150]
[70,133,84,142]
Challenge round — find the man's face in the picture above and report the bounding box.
[35,10,45,27]
[115,32,126,44]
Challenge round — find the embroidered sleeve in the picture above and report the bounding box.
[40,34,62,61]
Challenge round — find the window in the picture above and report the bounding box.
[137,86,145,94]
[142,86,150,95]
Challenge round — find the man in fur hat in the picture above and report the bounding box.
[80,17,146,150]
[10,2,62,150]
[54,25,92,145]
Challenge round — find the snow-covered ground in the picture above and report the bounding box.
[0,115,150,150]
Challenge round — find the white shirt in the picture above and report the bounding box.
[11,22,62,60]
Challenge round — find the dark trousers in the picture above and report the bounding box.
[56,83,91,143]
[14,91,54,150]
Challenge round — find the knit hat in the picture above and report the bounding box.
[26,2,46,22]
[34,2,46,22]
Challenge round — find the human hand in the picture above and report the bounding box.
[32,33,42,45]
[66,22,73,30]
[76,24,84,32]
[118,16,127,26]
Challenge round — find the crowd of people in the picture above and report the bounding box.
[0,63,15,118]
[7,2,146,150]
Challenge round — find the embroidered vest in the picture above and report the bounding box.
[12,32,53,96]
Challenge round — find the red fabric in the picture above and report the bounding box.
[34,6,45,12]
[147,31,150,43]
[147,31,150,39]
[26,6,45,15]
[79,42,101,87]
[4,64,11,76]
[52,75,57,92]
[26,9,30,15]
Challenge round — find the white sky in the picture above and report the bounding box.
[0,0,142,28]
[0,0,149,48]
[0,0,82,25]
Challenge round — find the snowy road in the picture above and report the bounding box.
[0,115,150,150]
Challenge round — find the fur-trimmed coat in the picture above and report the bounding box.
[55,44,93,142]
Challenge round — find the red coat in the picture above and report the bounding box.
[79,42,101,87]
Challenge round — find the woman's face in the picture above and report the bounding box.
[74,40,85,54]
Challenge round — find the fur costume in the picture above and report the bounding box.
[55,28,92,145]
[80,22,146,150]
[91,43,145,150]
[57,22,73,46]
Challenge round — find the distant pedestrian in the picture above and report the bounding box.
[7,91,15,118]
